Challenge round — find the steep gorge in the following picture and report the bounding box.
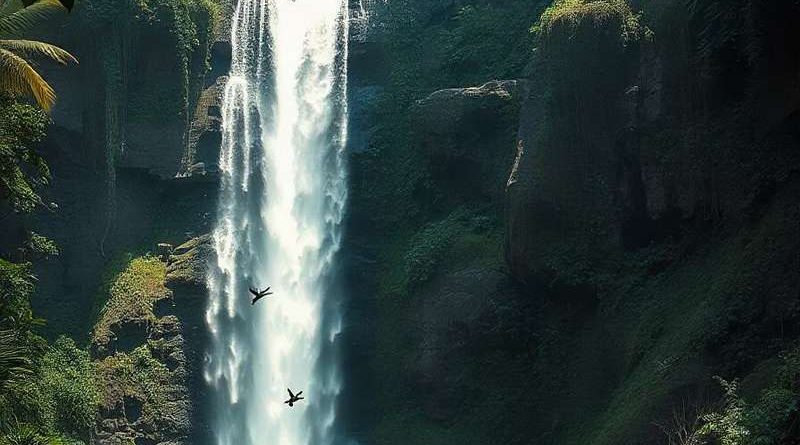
[13,0,800,444]
[341,1,800,444]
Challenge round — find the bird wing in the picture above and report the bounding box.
[249,288,259,297]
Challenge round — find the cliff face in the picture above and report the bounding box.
[16,0,800,443]
[17,2,229,443]
[90,236,213,445]
[342,1,800,444]
[502,2,800,442]
[30,0,226,340]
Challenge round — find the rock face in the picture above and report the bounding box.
[30,0,221,340]
[500,2,800,443]
[182,76,226,176]
[344,2,800,444]
[166,235,214,290]
[505,1,800,288]
[413,80,522,204]
[165,235,215,445]
[27,3,227,440]
[92,236,214,445]
[93,258,191,445]
[411,266,507,422]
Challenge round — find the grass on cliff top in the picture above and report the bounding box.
[532,0,647,44]
[93,256,169,346]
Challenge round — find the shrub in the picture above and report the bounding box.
[693,348,800,445]
[0,98,49,214]
[698,378,749,445]
[36,337,98,440]
[532,0,648,45]
[404,217,465,286]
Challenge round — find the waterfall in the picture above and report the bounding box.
[205,1,349,444]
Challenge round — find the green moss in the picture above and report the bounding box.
[405,212,466,286]
[533,0,648,44]
[95,345,174,426]
[563,180,800,445]
[93,257,169,346]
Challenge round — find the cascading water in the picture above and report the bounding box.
[205,1,349,444]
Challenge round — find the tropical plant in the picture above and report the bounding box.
[0,330,31,393]
[0,0,76,112]
[0,97,49,214]
[36,337,98,439]
[0,421,64,445]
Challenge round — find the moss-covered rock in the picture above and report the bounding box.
[165,234,212,289]
[93,256,170,351]
[92,256,192,445]
[345,1,800,445]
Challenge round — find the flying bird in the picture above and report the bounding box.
[284,388,304,407]
[248,286,273,305]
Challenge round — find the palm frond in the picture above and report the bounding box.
[0,48,55,111]
[0,0,67,38]
[0,329,31,391]
[21,0,71,12]
[0,40,76,64]
[0,1,25,18]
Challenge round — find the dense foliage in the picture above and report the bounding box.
[0,99,49,214]
[0,261,97,444]
[0,0,76,111]
[708,350,800,444]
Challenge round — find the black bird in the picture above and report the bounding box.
[248,286,273,305]
[284,389,304,407]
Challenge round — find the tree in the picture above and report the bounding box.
[0,98,49,214]
[0,0,76,112]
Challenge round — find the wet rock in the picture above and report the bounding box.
[411,266,507,422]
[166,235,213,289]
[158,243,174,262]
[413,80,523,204]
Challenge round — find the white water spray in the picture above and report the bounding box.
[205,1,349,444]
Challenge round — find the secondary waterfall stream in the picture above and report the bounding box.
[205,1,349,444]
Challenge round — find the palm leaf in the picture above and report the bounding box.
[0,330,31,391]
[21,0,71,12]
[0,48,54,111]
[0,0,67,38]
[0,40,76,64]
[0,1,25,18]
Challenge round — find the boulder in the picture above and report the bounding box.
[166,234,213,290]
[413,80,523,205]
